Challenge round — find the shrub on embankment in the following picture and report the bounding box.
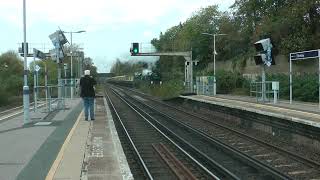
[134,70,319,103]
[215,70,248,94]
[0,51,24,106]
[267,73,318,102]
[214,70,319,103]
[136,79,184,99]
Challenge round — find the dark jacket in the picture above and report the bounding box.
[80,75,97,97]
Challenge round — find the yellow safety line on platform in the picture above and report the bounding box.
[201,96,320,119]
[45,111,84,180]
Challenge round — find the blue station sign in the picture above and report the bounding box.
[290,50,319,60]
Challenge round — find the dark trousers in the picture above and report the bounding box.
[83,97,95,120]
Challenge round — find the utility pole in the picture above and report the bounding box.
[213,35,216,95]
[62,30,86,99]
[64,63,67,98]
[45,63,48,111]
[22,0,30,124]
[70,32,73,99]
[261,65,266,102]
[202,33,227,96]
[33,51,37,111]
[58,62,62,108]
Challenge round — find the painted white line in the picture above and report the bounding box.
[34,122,52,126]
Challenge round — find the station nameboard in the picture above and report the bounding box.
[290,50,319,60]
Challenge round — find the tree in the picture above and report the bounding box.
[151,5,223,79]
[0,51,24,105]
[150,0,320,79]
[82,57,98,78]
[110,59,149,76]
[29,59,58,86]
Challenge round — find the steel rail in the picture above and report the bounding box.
[110,87,230,180]
[114,86,292,179]
[0,102,46,122]
[121,85,320,168]
[105,90,154,180]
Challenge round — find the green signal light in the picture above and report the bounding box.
[131,43,139,55]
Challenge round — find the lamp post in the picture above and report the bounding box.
[62,30,85,99]
[23,0,30,124]
[202,33,227,96]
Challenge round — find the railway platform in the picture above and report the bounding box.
[50,96,132,180]
[0,98,83,180]
[0,96,132,180]
[181,94,320,128]
[177,93,320,157]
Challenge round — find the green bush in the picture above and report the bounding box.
[216,70,245,94]
[136,79,184,99]
[0,51,24,106]
[0,87,9,106]
[267,73,318,102]
[267,73,289,99]
[136,71,319,103]
[292,73,318,102]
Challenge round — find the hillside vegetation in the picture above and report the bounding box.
[151,1,319,76]
[111,1,320,100]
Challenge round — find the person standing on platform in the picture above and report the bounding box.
[80,70,97,121]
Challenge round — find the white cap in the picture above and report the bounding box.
[84,70,90,75]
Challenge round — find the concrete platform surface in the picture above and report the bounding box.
[50,97,133,180]
[181,94,320,128]
[49,111,89,180]
[0,99,82,180]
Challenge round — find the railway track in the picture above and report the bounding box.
[105,87,225,179]
[111,85,320,179]
[0,99,57,122]
[0,102,47,122]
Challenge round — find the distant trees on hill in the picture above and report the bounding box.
[109,1,320,101]
[151,1,319,77]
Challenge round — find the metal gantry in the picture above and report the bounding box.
[131,50,195,92]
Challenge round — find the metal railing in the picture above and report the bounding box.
[33,78,79,112]
[196,76,214,96]
[61,78,80,98]
[35,85,65,112]
[250,81,279,103]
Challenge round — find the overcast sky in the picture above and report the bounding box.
[0,0,234,72]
